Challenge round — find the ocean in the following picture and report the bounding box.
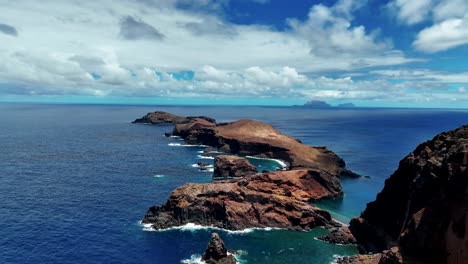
[1,103,467,264]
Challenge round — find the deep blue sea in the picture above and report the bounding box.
[1,103,467,264]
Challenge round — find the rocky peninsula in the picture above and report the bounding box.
[166,116,358,178]
[343,125,468,264]
[142,169,342,230]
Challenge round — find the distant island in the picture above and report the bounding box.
[297,100,356,108]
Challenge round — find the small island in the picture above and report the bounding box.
[298,100,357,108]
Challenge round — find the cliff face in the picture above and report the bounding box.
[142,169,342,231]
[170,118,358,178]
[349,125,468,264]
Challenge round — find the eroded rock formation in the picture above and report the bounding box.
[349,125,468,264]
[142,169,342,231]
[168,118,358,178]
[213,155,257,178]
[202,233,236,264]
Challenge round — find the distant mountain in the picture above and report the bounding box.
[337,103,356,108]
[303,100,332,108]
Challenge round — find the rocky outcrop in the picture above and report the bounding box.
[142,169,343,231]
[213,155,257,178]
[169,118,357,178]
[202,233,236,264]
[318,226,357,245]
[349,125,468,264]
[337,247,403,264]
[132,111,216,125]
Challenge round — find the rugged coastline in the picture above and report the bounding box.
[135,111,357,231]
[343,125,468,264]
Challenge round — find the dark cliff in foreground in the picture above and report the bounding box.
[348,125,468,264]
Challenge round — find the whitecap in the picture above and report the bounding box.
[330,254,345,264]
[169,143,208,147]
[245,156,288,170]
[180,255,206,264]
[153,174,165,178]
[197,155,215,160]
[191,164,214,168]
[141,222,281,234]
[181,252,245,264]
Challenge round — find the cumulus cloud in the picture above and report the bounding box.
[413,14,468,52]
[0,23,18,36]
[387,0,433,25]
[119,16,164,40]
[2,0,464,104]
[387,0,468,52]
[288,2,389,56]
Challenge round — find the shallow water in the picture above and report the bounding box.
[0,103,467,263]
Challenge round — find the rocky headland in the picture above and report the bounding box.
[165,116,358,178]
[202,233,237,264]
[134,112,356,237]
[132,111,216,125]
[142,169,343,231]
[344,125,468,264]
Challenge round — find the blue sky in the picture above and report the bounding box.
[0,0,467,107]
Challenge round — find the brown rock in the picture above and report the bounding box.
[202,233,236,264]
[349,125,468,264]
[170,118,357,178]
[132,111,216,125]
[337,247,403,264]
[142,169,343,231]
[318,226,357,245]
[213,155,257,178]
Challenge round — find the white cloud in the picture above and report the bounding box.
[388,0,434,25]
[387,0,468,52]
[371,69,468,83]
[413,14,468,52]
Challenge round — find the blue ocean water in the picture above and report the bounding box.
[1,103,467,264]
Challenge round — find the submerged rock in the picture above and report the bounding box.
[202,233,236,264]
[132,111,216,125]
[349,125,468,264]
[213,155,257,178]
[142,169,343,231]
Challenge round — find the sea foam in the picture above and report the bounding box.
[181,252,245,264]
[197,155,215,160]
[169,143,208,147]
[245,156,288,170]
[141,222,280,234]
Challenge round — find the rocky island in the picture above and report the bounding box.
[202,233,237,264]
[340,125,468,264]
[132,111,216,125]
[134,111,358,231]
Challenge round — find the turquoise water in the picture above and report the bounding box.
[1,103,467,263]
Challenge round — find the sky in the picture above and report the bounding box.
[0,0,467,107]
